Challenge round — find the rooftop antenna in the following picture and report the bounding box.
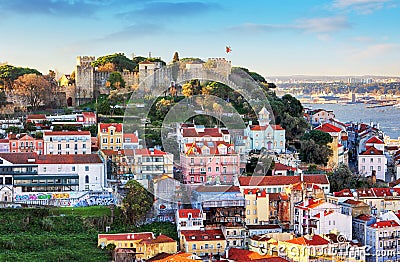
[149,51,152,58]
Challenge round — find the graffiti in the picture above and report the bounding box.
[14,192,70,202]
[73,195,116,207]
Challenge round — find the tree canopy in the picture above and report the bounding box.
[122,180,153,226]
[106,72,125,89]
[13,73,51,111]
[91,53,137,72]
[0,65,41,91]
[232,67,266,83]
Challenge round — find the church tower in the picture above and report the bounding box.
[258,107,270,126]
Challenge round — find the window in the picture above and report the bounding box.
[247,210,250,215]
[116,138,121,143]
[192,244,197,250]
[110,130,114,135]
[216,167,219,172]
[66,144,70,149]
[370,166,373,171]
[370,158,373,163]
[110,138,114,144]
[58,144,61,150]
[103,138,107,143]
[85,175,89,184]
[72,166,75,172]
[83,144,86,149]
[191,158,194,164]
[362,158,365,163]
[208,167,211,172]
[85,166,89,171]
[253,210,257,215]
[43,167,47,172]
[253,200,257,205]
[378,166,381,171]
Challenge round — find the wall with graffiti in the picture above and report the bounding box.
[14,191,118,207]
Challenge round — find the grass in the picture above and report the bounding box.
[49,206,113,217]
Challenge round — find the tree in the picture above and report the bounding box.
[122,180,153,226]
[282,94,303,117]
[182,79,201,97]
[280,113,309,144]
[172,52,180,63]
[97,99,111,115]
[329,164,358,192]
[106,72,125,89]
[0,65,41,92]
[13,74,51,111]
[92,53,136,72]
[299,139,332,165]
[302,130,333,145]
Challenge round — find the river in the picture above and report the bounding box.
[303,103,400,139]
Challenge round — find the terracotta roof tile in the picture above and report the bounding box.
[315,123,342,133]
[180,229,225,242]
[360,146,383,155]
[239,175,328,187]
[98,232,154,241]
[178,209,202,219]
[285,235,330,246]
[366,136,384,144]
[370,220,400,228]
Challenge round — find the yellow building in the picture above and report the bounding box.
[243,189,269,225]
[98,232,177,260]
[180,229,226,258]
[249,233,294,255]
[98,123,123,150]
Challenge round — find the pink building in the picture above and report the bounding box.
[180,141,240,184]
[9,134,44,155]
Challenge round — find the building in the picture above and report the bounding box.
[227,247,289,262]
[340,199,371,217]
[122,133,140,150]
[180,141,240,185]
[43,131,91,155]
[246,224,282,237]
[191,185,245,226]
[0,152,106,200]
[221,223,247,249]
[177,124,230,150]
[365,220,400,262]
[98,232,177,261]
[244,107,285,153]
[315,123,348,168]
[238,174,330,195]
[310,109,335,125]
[9,133,44,155]
[179,229,226,258]
[0,139,9,153]
[352,214,377,246]
[294,198,352,240]
[358,146,387,181]
[243,189,269,225]
[98,123,123,150]
[176,209,205,233]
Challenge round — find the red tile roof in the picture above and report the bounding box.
[134,148,166,156]
[44,131,91,136]
[98,232,154,241]
[82,112,96,118]
[315,123,342,133]
[142,234,176,244]
[181,127,223,138]
[180,229,225,242]
[123,133,139,143]
[37,154,103,164]
[228,247,287,262]
[250,125,268,131]
[178,209,202,219]
[370,220,400,228]
[343,199,366,206]
[184,141,235,155]
[333,189,353,197]
[355,214,374,222]
[195,185,240,193]
[360,146,383,155]
[313,210,334,218]
[0,139,9,143]
[366,136,384,144]
[238,175,329,187]
[0,152,37,164]
[27,114,46,120]
[271,125,284,130]
[99,123,123,132]
[274,163,296,171]
[243,189,267,198]
[285,235,330,246]
[296,198,325,210]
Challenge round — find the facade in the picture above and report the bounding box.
[244,107,285,153]
[9,134,44,155]
[180,229,226,258]
[310,109,335,125]
[365,220,400,262]
[98,232,177,260]
[122,133,140,150]
[43,131,91,155]
[176,209,205,233]
[221,223,247,249]
[358,146,387,181]
[238,174,330,195]
[352,214,377,246]
[0,139,9,153]
[309,209,352,240]
[246,224,282,237]
[180,141,240,185]
[98,123,123,150]
[315,123,348,168]
[243,189,269,225]
[340,199,371,217]
[0,152,106,197]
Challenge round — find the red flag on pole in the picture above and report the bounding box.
[226,46,232,53]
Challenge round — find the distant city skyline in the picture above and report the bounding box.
[0,0,399,77]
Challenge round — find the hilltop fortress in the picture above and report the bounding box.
[61,56,232,107]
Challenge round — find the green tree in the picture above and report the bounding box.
[82,124,98,137]
[92,53,136,72]
[122,180,153,226]
[280,113,309,144]
[299,139,332,165]
[98,100,111,115]
[282,94,303,117]
[106,72,125,89]
[329,164,358,192]
[302,130,333,145]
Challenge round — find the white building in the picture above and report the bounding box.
[309,209,352,240]
[358,146,387,181]
[176,209,205,233]
[244,107,285,153]
[43,131,91,155]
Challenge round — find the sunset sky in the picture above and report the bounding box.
[0,0,399,77]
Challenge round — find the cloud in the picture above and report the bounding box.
[332,0,393,14]
[118,1,217,20]
[230,16,351,34]
[101,23,166,40]
[0,0,116,17]
[351,43,400,59]
[352,36,375,42]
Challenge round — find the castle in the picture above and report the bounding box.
[60,56,232,107]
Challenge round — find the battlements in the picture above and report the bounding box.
[76,56,95,67]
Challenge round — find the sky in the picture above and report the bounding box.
[0,0,399,77]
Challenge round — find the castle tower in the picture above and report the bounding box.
[75,56,95,105]
[258,107,270,126]
[205,58,232,78]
